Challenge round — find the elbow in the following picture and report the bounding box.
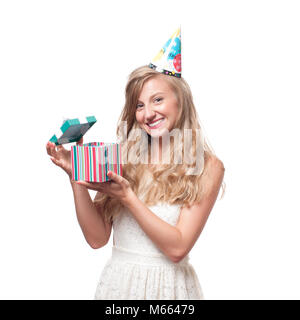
[89,242,103,249]
[170,254,186,264]
[168,248,187,263]
[88,239,108,250]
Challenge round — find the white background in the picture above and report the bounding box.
[0,0,299,299]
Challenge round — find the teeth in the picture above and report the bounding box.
[148,119,164,127]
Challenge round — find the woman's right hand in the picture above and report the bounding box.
[46,137,83,178]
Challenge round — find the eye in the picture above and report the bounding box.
[136,103,143,109]
[155,97,163,103]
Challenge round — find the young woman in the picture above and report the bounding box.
[46,65,225,300]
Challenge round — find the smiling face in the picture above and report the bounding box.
[135,75,179,138]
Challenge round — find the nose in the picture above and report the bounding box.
[144,105,156,122]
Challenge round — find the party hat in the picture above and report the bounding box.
[149,27,181,78]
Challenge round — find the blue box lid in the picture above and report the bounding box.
[49,116,97,145]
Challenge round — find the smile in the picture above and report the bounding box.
[147,118,165,129]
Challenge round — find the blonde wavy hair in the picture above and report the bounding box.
[94,65,226,223]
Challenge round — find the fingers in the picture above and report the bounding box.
[75,176,121,193]
[107,171,123,184]
[46,141,57,157]
[76,137,83,145]
[56,144,64,151]
[50,156,60,166]
[46,141,51,155]
[76,180,103,191]
[46,141,66,158]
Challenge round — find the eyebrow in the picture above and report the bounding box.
[137,92,164,103]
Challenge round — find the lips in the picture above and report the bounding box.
[147,118,164,125]
[147,118,165,129]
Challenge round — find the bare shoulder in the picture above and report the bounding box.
[205,152,225,174]
[202,153,225,196]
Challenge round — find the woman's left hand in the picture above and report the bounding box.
[76,171,133,205]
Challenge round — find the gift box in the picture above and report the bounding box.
[71,142,122,182]
[49,116,97,145]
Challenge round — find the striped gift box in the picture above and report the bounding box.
[71,142,122,182]
[49,116,97,145]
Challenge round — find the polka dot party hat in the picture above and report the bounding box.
[149,27,181,78]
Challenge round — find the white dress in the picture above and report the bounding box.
[94,201,204,300]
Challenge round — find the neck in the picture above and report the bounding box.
[148,136,165,166]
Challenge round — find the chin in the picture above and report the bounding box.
[147,127,170,139]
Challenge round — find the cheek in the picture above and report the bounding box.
[135,111,143,124]
[169,107,179,125]
[165,103,178,118]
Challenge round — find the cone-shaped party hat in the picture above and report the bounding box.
[149,27,181,78]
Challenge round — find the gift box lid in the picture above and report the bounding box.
[49,116,97,145]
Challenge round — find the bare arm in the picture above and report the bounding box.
[69,178,112,249]
[73,155,224,260]
[46,140,112,249]
[122,156,225,262]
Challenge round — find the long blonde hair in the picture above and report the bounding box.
[94,65,226,223]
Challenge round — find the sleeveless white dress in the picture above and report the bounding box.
[94,201,204,300]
